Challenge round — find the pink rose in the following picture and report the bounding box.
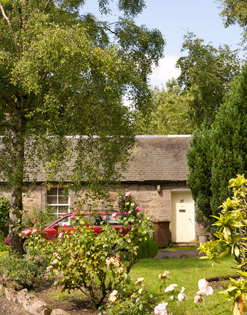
[58,232,64,239]
[102,216,107,221]
[198,279,213,296]
[125,192,131,197]
[194,294,202,304]
[136,206,141,211]
[33,218,37,223]
[63,224,67,228]
[71,212,76,219]
[112,213,117,219]
[154,302,168,315]
[25,229,32,236]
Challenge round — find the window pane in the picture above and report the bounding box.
[47,196,57,204]
[58,196,68,204]
[58,206,69,214]
[58,188,66,195]
[47,188,57,195]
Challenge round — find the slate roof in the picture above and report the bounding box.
[121,135,191,182]
[0,135,191,183]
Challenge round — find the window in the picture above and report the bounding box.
[47,187,70,217]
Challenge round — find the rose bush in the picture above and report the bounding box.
[26,197,153,309]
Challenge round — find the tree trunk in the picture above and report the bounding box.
[8,115,25,256]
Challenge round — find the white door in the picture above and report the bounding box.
[171,192,195,243]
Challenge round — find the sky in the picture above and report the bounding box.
[81,0,243,88]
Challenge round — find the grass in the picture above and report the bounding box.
[130,256,234,314]
[161,246,198,251]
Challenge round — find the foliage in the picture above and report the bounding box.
[176,32,241,127]
[0,0,164,255]
[137,234,158,259]
[27,198,153,309]
[0,254,45,289]
[22,206,56,230]
[0,230,7,252]
[199,175,247,314]
[135,79,194,135]
[100,269,213,314]
[0,196,10,236]
[187,64,247,230]
[217,0,247,40]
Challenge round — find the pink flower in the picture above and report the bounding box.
[32,228,38,235]
[125,192,131,197]
[102,216,107,221]
[58,232,64,239]
[178,292,186,302]
[46,266,53,272]
[135,277,144,285]
[25,229,32,236]
[159,271,169,279]
[194,294,202,304]
[63,224,67,228]
[154,302,168,315]
[112,213,117,219]
[71,212,76,219]
[198,279,213,296]
[165,283,178,293]
[136,206,141,211]
[53,252,59,257]
[52,259,58,265]
[33,218,37,223]
[109,290,118,302]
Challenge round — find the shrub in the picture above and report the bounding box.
[28,194,153,309]
[0,230,7,252]
[22,206,56,229]
[0,196,10,236]
[0,254,45,289]
[137,234,158,259]
[199,174,247,313]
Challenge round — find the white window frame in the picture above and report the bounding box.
[46,187,70,217]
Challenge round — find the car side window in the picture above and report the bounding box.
[106,214,126,225]
[55,216,72,227]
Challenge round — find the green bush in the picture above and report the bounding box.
[22,206,56,229]
[0,196,10,236]
[0,254,45,288]
[137,234,158,259]
[0,230,7,252]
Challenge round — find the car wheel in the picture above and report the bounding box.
[23,239,28,253]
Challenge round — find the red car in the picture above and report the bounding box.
[5,211,129,253]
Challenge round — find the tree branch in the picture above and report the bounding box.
[0,2,11,28]
[45,0,52,10]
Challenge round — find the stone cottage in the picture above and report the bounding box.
[2,135,202,244]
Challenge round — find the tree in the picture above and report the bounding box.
[187,63,247,232]
[176,32,241,128]
[135,79,193,135]
[217,0,247,40]
[0,0,164,254]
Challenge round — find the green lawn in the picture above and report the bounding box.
[130,256,234,315]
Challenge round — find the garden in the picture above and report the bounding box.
[0,185,246,315]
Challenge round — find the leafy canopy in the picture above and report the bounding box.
[176,32,241,127]
[0,0,164,254]
[135,79,193,135]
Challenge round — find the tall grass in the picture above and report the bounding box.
[130,256,234,314]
